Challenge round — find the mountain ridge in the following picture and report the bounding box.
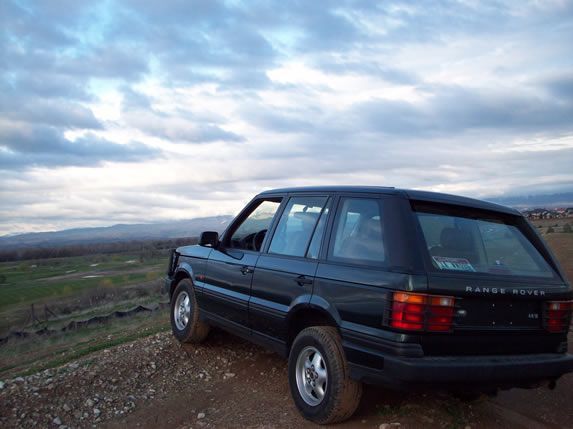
[0,215,233,249]
[3,191,573,250]
[486,191,573,209]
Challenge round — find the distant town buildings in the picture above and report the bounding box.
[522,207,573,220]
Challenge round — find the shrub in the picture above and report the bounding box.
[563,223,572,233]
[547,226,555,233]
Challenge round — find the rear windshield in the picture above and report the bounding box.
[415,209,555,278]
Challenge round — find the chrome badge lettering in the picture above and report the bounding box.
[465,286,545,296]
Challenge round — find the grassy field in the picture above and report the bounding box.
[0,250,171,378]
[0,252,168,337]
[531,217,573,234]
[542,233,573,283]
[531,217,573,283]
[531,217,572,228]
[0,253,166,310]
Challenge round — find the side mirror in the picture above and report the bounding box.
[199,231,219,248]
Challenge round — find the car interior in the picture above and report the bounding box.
[336,216,386,262]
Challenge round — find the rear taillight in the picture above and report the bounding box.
[389,292,456,333]
[544,301,573,333]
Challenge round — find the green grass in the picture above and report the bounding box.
[0,253,167,311]
[0,251,173,379]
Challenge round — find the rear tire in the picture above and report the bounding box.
[288,326,362,424]
[170,279,210,343]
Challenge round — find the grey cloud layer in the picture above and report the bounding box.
[1,0,573,233]
[350,84,573,136]
[0,125,159,169]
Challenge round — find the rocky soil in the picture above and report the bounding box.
[0,330,256,428]
[1,329,572,429]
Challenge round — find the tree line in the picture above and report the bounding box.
[0,237,199,262]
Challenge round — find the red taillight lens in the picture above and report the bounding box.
[544,301,573,333]
[390,292,456,332]
[427,305,455,331]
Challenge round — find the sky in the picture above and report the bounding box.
[1,0,573,235]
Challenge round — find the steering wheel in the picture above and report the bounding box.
[252,229,267,251]
[239,233,255,250]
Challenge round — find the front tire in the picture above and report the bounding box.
[170,279,210,343]
[288,326,362,424]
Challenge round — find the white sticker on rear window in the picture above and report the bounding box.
[432,256,476,272]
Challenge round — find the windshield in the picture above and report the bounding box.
[416,210,555,278]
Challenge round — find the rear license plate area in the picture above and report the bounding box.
[457,299,542,330]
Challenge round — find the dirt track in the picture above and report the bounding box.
[1,328,573,429]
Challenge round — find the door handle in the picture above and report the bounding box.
[295,275,313,286]
[240,266,254,275]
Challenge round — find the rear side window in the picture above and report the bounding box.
[416,210,555,278]
[268,196,328,257]
[329,198,386,264]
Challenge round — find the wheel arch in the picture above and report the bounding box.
[170,263,195,298]
[286,297,341,352]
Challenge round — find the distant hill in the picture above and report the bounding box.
[487,192,573,209]
[0,216,233,250]
[3,190,573,251]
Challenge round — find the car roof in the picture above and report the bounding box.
[258,186,520,216]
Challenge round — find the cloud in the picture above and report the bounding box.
[542,73,573,101]
[345,83,573,137]
[313,59,420,85]
[61,47,150,81]
[120,85,153,110]
[240,106,315,134]
[114,1,278,87]
[0,99,102,130]
[1,0,573,234]
[0,124,160,169]
[1,73,91,100]
[121,109,245,143]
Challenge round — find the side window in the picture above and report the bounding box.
[329,198,386,265]
[230,199,281,251]
[268,196,328,257]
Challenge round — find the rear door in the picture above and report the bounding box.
[249,195,331,345]
[413,202,571,354]
[201,197,282,331]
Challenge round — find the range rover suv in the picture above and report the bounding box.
[164,186,573,424]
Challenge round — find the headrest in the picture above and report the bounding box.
[440,227,472,250]
[293,211,319,222]
[358,218,382,237]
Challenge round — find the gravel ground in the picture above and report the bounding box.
[1,329,572,429]
[0,329,257,428]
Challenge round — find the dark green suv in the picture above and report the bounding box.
[164,186,573,424]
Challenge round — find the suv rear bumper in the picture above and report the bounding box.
[349,352,573,387]
[342,329,573,388]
